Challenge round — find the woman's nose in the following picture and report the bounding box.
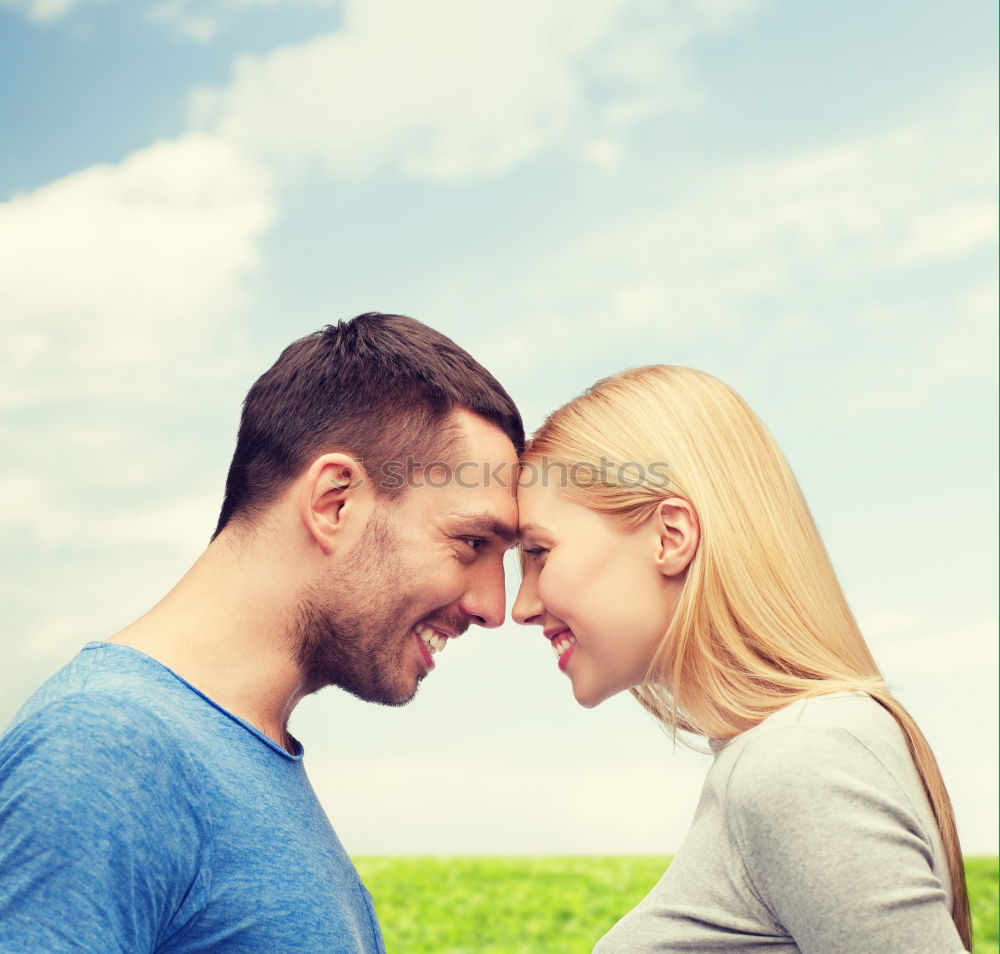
[512,576,542,626]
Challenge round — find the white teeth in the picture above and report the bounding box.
[414,624,447,655]
[551,635,577,658]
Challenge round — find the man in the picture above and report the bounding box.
[0,313,523,952]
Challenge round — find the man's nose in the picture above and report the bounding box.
[512,575,542,627]
[459,561,507,629]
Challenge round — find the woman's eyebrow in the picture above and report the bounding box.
[517,522,549,539]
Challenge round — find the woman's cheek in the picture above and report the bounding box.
[538,561,572,622]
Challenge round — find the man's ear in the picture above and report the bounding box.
[654,497,699,578]
[298,453,372,555]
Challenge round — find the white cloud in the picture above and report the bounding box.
[0,133,276,408]
[869,616,999,679]
[582,138,625,169]
[858,611,919,638]
[150,0,336,42]
[2,0,331,30]
[615,282,665,325]
[889,199,998,266]
[437,73,997,389]
[190,0,763,183]
[0,0,100,24]
[0,471,219,551]
[0,132,276,666]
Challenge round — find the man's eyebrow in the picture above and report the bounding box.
[449,511,518,546]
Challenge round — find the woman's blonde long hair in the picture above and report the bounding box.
[526,364,971,949]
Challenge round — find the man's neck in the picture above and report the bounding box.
[109,538,310,754]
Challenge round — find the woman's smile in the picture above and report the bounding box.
[545,627,578,670]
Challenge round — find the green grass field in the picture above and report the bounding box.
[355,855,999,954]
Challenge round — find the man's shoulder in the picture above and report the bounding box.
[9,641,195,736]
[0,668,216,865]
[5,685,170,747]
[1,647,208,796]
[1,692,201,813]
[0,655,216,953]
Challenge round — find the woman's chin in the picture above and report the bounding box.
[571,680,612,709]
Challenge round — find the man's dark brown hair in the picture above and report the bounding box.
[213,312,524,538]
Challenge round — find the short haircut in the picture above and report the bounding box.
[213,312,524,538]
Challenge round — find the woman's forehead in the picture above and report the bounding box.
[515,481,591,534]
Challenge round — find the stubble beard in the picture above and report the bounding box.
[293,508,423,706]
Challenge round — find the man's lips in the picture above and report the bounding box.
[413,631,436,671]
[413,621,462,672]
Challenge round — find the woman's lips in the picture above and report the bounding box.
[546,629,578,671]
[557,640,577,671]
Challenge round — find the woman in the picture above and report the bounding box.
[513,365,971,953]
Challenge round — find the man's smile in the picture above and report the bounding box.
[412,622,454,671]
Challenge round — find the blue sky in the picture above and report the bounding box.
[1,0,997,854]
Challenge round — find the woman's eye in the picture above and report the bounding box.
[523,546,549,558]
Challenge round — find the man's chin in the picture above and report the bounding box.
[337,676,420,708]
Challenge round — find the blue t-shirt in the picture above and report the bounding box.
[0,641,386,953]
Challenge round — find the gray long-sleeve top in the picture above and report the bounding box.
[593,692,966,953]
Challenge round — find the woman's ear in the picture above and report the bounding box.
[298,453,372,555]
[654,497,699,578]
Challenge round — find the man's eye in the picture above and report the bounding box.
[463,538,487,551]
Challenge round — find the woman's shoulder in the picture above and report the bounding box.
[718,691,905,764]
[768,691,905,750]
[714,692,933,834]
[709,692,954,928]
[711,693,909,799]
